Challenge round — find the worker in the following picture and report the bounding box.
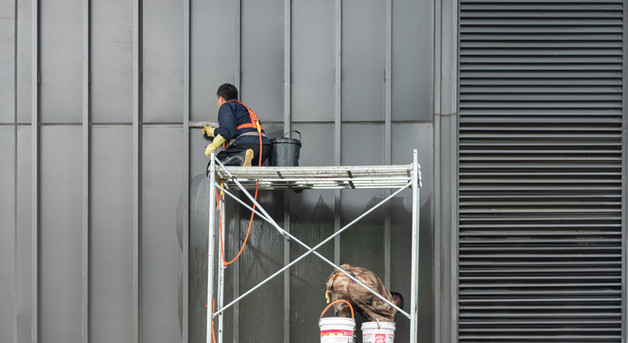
[203,83,272,166]
[325,264,404,322]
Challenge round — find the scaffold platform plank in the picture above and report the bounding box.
[215,164,414,190]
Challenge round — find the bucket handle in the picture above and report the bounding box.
[320,299,354,319]
[282,130,301,141]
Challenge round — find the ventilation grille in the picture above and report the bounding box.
[458,1,624,342]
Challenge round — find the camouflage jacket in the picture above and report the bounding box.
[325,264,396,322]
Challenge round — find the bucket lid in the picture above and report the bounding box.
[272,137,302,146]
[319,317,356,328]
[361,321,396,330]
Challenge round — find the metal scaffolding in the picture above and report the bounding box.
[206,150,422,343]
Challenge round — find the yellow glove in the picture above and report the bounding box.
[201,125,216,139]
[204,135,226,158]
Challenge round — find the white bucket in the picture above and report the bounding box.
[361,321,395,343]
[319,317,355,343]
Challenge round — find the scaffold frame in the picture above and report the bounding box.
[206,150,422,343]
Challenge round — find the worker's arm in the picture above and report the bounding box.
[213,104,238,140]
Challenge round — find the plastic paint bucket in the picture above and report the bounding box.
[319,317,355,343]
[319,299,355,343]
[269,131,302,166]
[361,321,395,343]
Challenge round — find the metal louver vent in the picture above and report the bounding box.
[457,1,625,342]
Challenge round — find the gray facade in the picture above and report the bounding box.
[0,1,625,343]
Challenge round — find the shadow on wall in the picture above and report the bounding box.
[189,174,211,342]
[176,185,186,338]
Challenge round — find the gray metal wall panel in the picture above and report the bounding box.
[341,123,384,165]
[339,123,387,286]
[433,0,458,338]
[342,0,385,122]
[16,0,31,123]
[240,0,284,121]
[141,126,185,342]
[188,173,210,343]
[89,126,134,343]
[16,126,31,343]
[291,0,335,122]
[235,200,285,343]
[39,0,82,123]
[0,1,14,123]
[339,189,385,270]
[39,126,83,342]
[434,115,458,343]
[288,202,335,343]
[389,194,414,343]
[0,127,15,342]
[392,0,433,121]
[91,0,133,123]
[190,130,210,178]
[190,0,239,122]
[142,1,184,123]
[393,123,434,205]
[287,123,336,216]
[4,0,441,341]
[293,123,335,166]
[392,122,434,343]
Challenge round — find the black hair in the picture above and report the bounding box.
[216,83,238,101]
[390,292,404,310]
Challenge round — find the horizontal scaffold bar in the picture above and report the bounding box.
[215,164,419,190]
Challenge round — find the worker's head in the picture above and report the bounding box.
[390,292,404,310]
[216,83,238,107]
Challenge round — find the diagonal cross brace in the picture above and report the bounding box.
[211,157,411,319]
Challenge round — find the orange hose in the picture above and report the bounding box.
[217,126,264,267]
[211,298,216,343]
[218,180,259,266]
[320,299,355,319]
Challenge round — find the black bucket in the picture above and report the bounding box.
[269,130,302,166]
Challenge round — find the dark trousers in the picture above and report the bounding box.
[206,143,271,177]
[217,143,272,166]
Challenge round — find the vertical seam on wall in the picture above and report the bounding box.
[384,0,392,164]
[30,0,38,340]
[282,1,291,342]
[333,0,342,267]
[384,0,392,288]
[183,0,190,341]
[433,0,443,340]
[13,0,18,341]
[234,0,241,90]
[132,0,141,341]
[81,0,90,342]
[334,0,341,165]
[283,0,291,136]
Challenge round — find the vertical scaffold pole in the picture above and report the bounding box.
[217,195,226,343]
[206,154,217,343]
[410,149,421,342]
